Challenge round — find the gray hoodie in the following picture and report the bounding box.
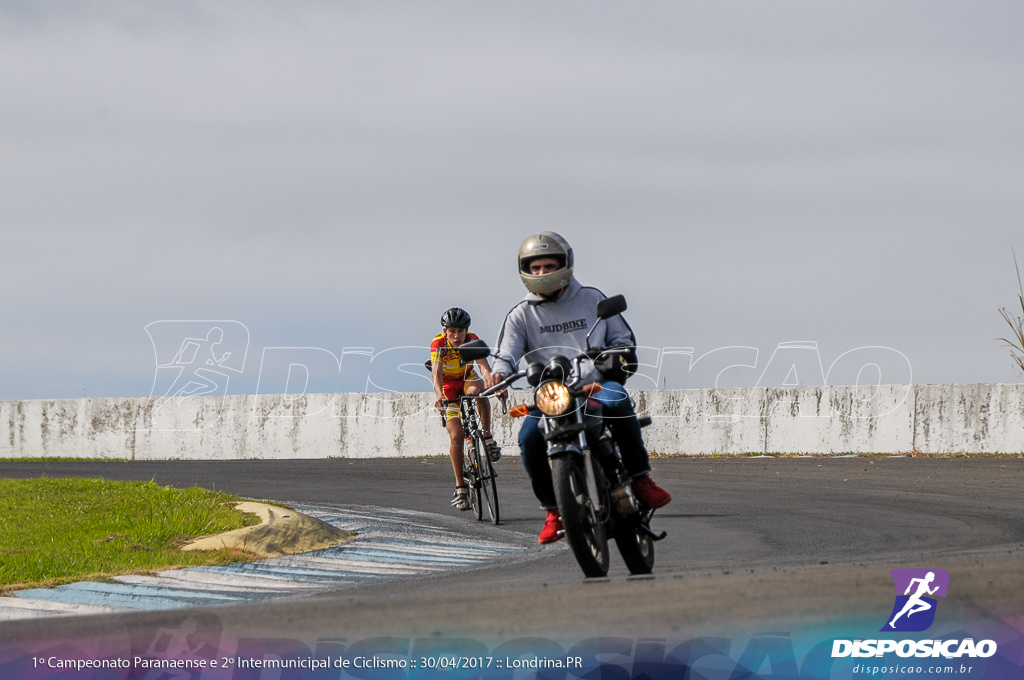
[491,278,635,384]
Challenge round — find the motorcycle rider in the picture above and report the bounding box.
[486,232,671,544]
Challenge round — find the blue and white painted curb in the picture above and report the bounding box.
[0,503,535,621]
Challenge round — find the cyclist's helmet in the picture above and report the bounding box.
[441,307,472,329]
[518,231,574,296]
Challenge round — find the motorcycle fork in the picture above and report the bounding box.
[577,423,604,518]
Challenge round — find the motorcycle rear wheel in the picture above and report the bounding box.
[613,521,655,575]
[551,455,609,578]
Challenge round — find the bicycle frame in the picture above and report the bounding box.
[442,378,516,525]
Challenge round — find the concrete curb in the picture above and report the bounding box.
[182,502,355,558]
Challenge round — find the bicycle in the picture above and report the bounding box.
[441,376,516,525]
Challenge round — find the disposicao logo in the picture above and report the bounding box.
[831,568,998,660]
[882,568,949,632]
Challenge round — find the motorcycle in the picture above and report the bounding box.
[459,294,666,577]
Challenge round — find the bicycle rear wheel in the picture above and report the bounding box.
[475,434,500,524]
[464,438,483,520]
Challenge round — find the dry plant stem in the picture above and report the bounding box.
[998,248,1024,373]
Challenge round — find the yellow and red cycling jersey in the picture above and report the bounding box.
[430,332,482,383]
[431,332,482,421]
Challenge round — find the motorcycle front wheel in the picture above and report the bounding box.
[551,455,609,578]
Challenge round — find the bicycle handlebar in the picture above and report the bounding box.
[439,370,523,414]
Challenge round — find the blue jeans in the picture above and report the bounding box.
[518,380,651,509]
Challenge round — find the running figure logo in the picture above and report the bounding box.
[140,321,249,431]
[882,568,950,632]
[145,321,249,400]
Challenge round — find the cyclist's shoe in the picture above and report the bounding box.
[483,436,502,462]
[451,486,470,511]
[538,510,564,544]
[631,474,671,509]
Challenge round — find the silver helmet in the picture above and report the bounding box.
[518,231,574,295]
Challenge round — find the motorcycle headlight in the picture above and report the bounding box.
[535,381,572,416]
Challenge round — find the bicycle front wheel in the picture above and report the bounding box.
[464,439,483,521]
[475,434,500,525]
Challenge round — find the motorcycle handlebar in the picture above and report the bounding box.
[585,345,635,359]
[482,369,526,396]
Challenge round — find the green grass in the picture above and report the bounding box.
[0,477,260,593]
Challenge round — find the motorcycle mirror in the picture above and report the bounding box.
[457,339,491,363]
[596,294,627,320]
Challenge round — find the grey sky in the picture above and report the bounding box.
[2,1,1023,400]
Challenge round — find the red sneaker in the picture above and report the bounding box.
[538,510,564,544]
[632,474,671,509]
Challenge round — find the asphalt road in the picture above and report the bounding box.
[2,455,1023,648]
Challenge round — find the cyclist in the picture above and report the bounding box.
[485,232,671,543]
[431,307,502,511]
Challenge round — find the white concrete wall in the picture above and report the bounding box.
[2,384,1023,460]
